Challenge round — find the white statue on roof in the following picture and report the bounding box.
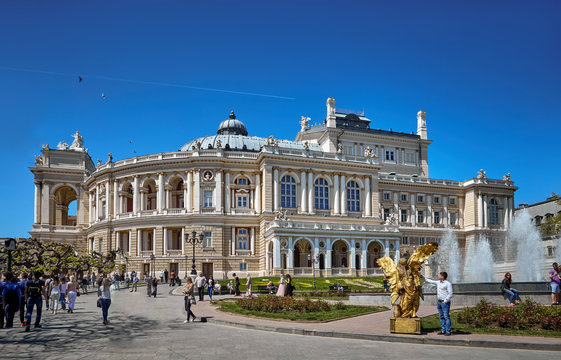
[300,116,310,131]
[57,140,69,150]
[70,131,84,150]
[477,169,487,179]
[364,146,376,158]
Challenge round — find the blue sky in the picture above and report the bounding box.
[0,1,559,237]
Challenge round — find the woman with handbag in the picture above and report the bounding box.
[183,277,197,323]
[98,274,112,325]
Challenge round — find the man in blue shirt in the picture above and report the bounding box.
[2,272,22,328]
[17,273,28,327]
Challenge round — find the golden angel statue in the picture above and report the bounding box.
[377,242,438,318]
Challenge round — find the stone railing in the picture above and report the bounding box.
[32,224,82,233]
[231,208,255,215]
[166,208,185,215]
[167,249,182,256]
[141,250,153,257]
[139,210,157,216]
[265,220,398,233]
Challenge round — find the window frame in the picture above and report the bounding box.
[346,180,361,212]
[280,175,297,208]
[314,178,330,210]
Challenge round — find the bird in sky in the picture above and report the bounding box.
[129,140,133,144]
[101,93,106,99]
[78,76,83,82]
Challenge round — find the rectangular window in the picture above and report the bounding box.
[240,263,247,271]
[385,151,395,161]
[449,213,457,225]
[383,192,391,201]
[434,197,440,204]
[237,228,248,250]
[203,231,212,248]
[237,195,248,208]
[204,191,213,207]
[419,237,426,245]
[434,211,440,224]
[237,178,248,185]
[402,236,409,245]
[400,209,408,223]
[417,195,424,203]
[400,194,408,201]
[449,197,456,205]
[383,208,390,221]
[417,210,424,223]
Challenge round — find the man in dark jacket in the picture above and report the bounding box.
[2,272,22,328]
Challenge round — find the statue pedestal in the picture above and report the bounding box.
[390,317,421,335]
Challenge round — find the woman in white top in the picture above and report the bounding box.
[246,274,252,297]
[276,275,286,297]
[98,274,112,325]
[49,277,61,314]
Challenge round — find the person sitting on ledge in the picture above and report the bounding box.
[501,272,520,306]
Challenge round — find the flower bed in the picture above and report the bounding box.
[237,295,332,313]
[457,299,561,331]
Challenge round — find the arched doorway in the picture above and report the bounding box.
[53,186,77,226]
[331,240,349,268]
[367,241,383,268]
[293,239,312,268]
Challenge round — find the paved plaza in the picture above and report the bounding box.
[0,286,559,359]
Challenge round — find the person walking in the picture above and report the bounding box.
[501,272,521,306]
[164,269,169,284]
[160,270,164,284]
[207,275,215,303]
[130,274,139,292]
[98,274,112,325]
[182,277,196,323]
[66,276,78,313]
[246,274,252,297]
[233,273,241,297]
[18,273,28,327]
[276,274,286,297]
[48,276,61,314]
[195,272,206,301]
[0,273,5,329]
[169,271,175,287]
[423,271,453,336]
[2,272,21,328]
[145,274,152,297]
[59,276,67,310]
[549,262,560,306]
[151,276,158,298]
[285,274,295,297]
[80,277,88,295]
[25,271,47,332]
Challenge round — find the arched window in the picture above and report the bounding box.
[346,180,360,212]
[314,178,329,210]
[489,198,499,225]
[280,175,297,208]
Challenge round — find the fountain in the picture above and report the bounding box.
[434,229,461,283]
[508,209,545,281]
[463,235,495,282]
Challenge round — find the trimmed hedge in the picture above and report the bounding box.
[458,298,561,331]
[236,295,332,313]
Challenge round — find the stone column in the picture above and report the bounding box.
[193,170,200,213]
[411,192,416,226]
[163,228,168,255]
[459,197,464,227]
[106,180,111,218]
[340,175,347,215]
[393,192,399,223]
[231,227,236,255]
[287,237,294,271]
[113,180,119,216]
[88,190,93,224]
[140,189,146,212]
[365,177,371,216]
[334,174,340,214]
[96,184,101,220]
[152,228,156,255]
[427,195,432,226]
[483,195,488,228]
[181,228,185,255]
[350,240,356,271]
[116,232,121,250]
[254,173,261,213]
[301,171,307,213]
[273,169,279,211]
[385,240,390,257]
[34,182,41,223]
[395,241,400,262]
[308,172,314,214]
[509,197,514,225]
[133,176,139,214]
[477,193,483,227]
[157,173,164,212]
[504,196,509,228]
[273,237,281,271]
[128,230,132,255]
[361,240,367,270]
[443,196,448,228]
[224,172,230,213]
[216,171,223,212]
[186,171,192,212]
[250,227,255,255]
[137,229,142,256]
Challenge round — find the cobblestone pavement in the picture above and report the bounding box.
[0,286,558,359]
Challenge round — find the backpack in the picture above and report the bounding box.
[27,280,42,298]
[4,283,20,311]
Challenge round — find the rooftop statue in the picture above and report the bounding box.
[266,136,279,147]
[377,242,438,318]
[477,169,487,179]
[364,146,376,158]
[503,173,511,182]
[34,155,43,166]
[300,116,310,131]
[216,139,222,149]
[107,152,113,163]
[337,143,343,154]
[57,140,69,150]
[70,131,84,149]
[303,141,309,151]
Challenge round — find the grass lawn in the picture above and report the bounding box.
[294,294,350,301]
[422,311,561,338]
[215,299,388,322]
[218,276,383,291]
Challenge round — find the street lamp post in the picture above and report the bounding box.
[185,231,204,276]
[1,238,17,272]
[307,253,319,289]
[150,254,155,277]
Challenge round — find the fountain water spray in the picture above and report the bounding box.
[508,209,545,281]
[463,235,495,282]
[435,230,461,283]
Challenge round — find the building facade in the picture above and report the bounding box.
[29,98,517,279]
[516,196,561,260]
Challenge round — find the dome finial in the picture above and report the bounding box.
[229,110,236,119]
